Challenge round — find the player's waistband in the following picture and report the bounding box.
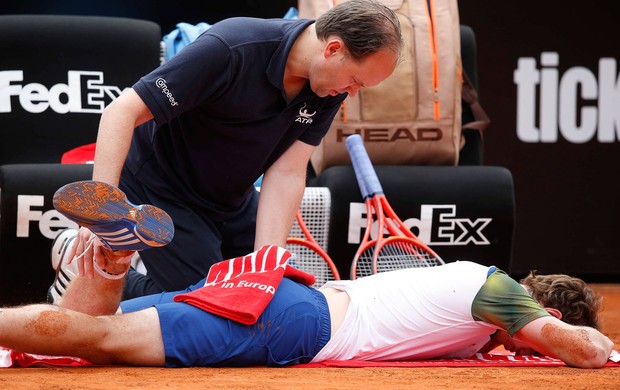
[310,287,332,356]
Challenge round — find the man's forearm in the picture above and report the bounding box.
[254,173,304,249]
[92,89,153,185]
[92,117,133,185]
[254,140,315,249]
[520,318,614,368]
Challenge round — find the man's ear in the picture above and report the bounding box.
[323,39,344,58]
[545,307,563,320]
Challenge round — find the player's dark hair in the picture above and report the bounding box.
[520,271,602,329]
[315,0,403,60]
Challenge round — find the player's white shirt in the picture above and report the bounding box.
[312,261,499,362]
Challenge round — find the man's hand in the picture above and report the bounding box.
[69,227,134,279]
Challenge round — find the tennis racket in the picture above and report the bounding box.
[286,210,340,287]
[346,134,444,280]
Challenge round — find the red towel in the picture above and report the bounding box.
[173,245,315,325]
[60,142,96,164]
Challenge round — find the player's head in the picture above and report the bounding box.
[315,0,403,61]
[520,271,602,329]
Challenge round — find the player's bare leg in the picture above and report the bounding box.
[0,304,165,366]
[0,228,167,365]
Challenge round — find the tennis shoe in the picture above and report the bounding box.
[53,180,174,252]
[47,228,79,304]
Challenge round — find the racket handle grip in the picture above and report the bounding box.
[346,134,383,198]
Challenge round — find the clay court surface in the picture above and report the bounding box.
[1,284,618,389]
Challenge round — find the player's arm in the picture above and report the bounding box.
[254,140,315,249]
[92,88,154,186]
[515,315,614,368]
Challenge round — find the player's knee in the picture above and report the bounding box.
[95,312,165,366]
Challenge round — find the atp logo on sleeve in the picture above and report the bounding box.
[295,102,317,125]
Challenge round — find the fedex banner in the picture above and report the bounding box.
[0,70,128,114]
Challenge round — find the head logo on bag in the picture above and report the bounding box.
[333,127,443,143]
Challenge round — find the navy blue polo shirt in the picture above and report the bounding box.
[128,17,346,211]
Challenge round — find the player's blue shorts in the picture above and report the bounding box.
[120,277,331,367]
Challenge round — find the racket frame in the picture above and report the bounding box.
[349,197,378,279]
[346,134,444,279]
[286,210,340,284]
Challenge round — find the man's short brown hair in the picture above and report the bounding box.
[520,271,602,329]
[315,0,403,60]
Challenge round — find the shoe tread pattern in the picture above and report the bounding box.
[53,181,174,250]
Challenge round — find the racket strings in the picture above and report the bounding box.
[293,187,331,248]
[355,246,375,279]
[375,240,443,273]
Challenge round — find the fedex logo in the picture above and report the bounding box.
[348,203,492,246]
[0,70,129,114]
[16,195,77,239]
